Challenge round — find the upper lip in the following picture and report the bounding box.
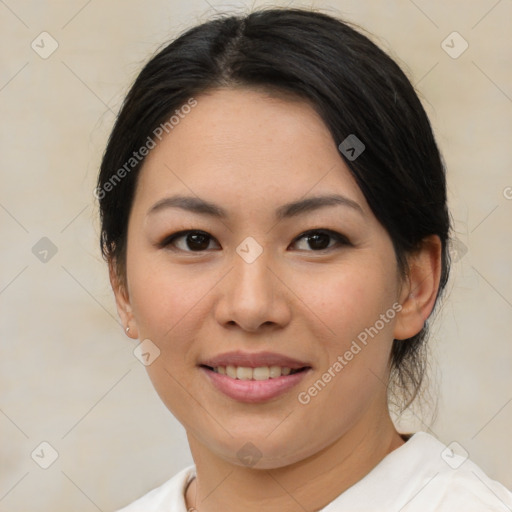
[200,351,311,369]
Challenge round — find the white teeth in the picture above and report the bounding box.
[212,365,301,380]
[236,366,253,380]
[269,366,282,378]
[253,367,270,380]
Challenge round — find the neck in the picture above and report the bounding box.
[185,408,404,512]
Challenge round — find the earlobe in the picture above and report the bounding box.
[393,235,442,341]
[108,260,139,339]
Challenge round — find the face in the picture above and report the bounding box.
[117,88,409,468]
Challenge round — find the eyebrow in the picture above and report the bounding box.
[147,194,364,220]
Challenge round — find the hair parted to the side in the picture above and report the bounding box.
[97,7,451,412]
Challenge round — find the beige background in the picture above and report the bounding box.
[1,0,511,510]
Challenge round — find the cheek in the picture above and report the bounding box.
[127,255,216,347]
[126,255,247,406]
[126,259,217,421]
[300,258,398,342]
[297,258,399,401]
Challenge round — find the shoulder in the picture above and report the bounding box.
[421,450,512,510]
[426,468,512,510]
[394,432,512,511]
[322,432,512,511]
[115,465,196,512]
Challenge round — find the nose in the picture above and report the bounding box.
[214,247,292,333]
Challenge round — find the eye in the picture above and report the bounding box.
[290,229,351,252]
[161,230,220,252]
[160,228,350,253]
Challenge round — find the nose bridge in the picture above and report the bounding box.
[232,241,274,308]
[215,237,289,331]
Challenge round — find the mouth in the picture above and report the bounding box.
[200,364,309,380]
[198,351,312,403]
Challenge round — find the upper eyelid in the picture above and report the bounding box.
[292,228,348,242]
[160,229,218,247]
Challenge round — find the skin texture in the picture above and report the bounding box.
[111,88,442,512]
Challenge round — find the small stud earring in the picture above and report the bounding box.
[125,326,130,334]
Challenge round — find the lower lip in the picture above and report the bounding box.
[200,366,310,403]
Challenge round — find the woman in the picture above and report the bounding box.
[97,7,512,511]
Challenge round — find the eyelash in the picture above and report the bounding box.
[159,229,351,254]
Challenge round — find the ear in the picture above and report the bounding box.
[109,260,139,339]
[393,235,443,341]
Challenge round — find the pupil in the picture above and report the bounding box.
[309,233,329,250]
[187,233,209,251]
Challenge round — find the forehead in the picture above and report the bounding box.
[133,88,368,216]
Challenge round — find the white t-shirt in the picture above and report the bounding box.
[116,431,512,511]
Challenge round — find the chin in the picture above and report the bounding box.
[206,431,323,471]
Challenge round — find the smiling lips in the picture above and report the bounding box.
[199,350,312,403]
